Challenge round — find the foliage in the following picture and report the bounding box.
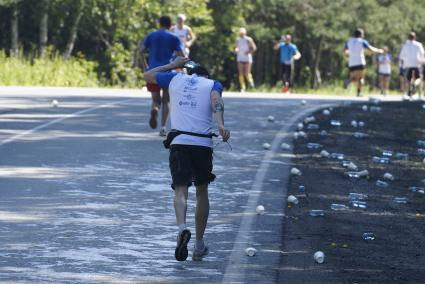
[0,0,425,88]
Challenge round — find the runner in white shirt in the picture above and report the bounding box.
[171,14,196,56]
[235,27,257,92]
[344,28,383,97]
[377,47,392,96]
[399,32,425,97]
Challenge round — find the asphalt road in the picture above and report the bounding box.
[0,88,367,283]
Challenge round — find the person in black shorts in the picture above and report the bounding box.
[144,56,230,262]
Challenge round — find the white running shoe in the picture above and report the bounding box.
[192,245,209,261]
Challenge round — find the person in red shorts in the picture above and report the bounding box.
[139,16,184,136]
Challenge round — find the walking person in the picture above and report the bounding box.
[273,34,301,93]
[399,32,425,98]
[377,46,392,96]
[344,28,383,97]
[139,16,184,136]
[171,14,196,56]
[235,27,256,92]
[144,56,230,262]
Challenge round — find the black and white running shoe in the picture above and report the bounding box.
[175,229,191,261]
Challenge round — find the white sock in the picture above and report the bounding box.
[195,239,205,250]
[178,224,186,234]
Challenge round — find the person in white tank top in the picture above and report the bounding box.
[377,46,392,96]
[144,56,230,262]
[171,14,196,56]
[235,27,257,92]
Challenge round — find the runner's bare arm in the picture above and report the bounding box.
[211,90,230,142]
[294,50,301,60]
[186,27,196,47]
[249,37,257,53]
[139,43,148,71]
[144,56,189,84]
[368,45,384,54]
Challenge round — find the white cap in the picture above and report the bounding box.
[239,27,247,34]
[177,14,186,21]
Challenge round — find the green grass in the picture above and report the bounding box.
[0,50,100,87]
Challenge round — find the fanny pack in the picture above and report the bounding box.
[163,129,218,149]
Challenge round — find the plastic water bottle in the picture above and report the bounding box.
[307,143,323,149]
[383,173,394,181]
[394,152,409,160]
[354,132,367,138]
[376,180,389,188]
[346,170,368,178]
[350,200,367,208]
[372,156,390,164]
[410,187,425,194]
[393,197,408,204]
[309,210,325,217]
[417,140,425,147]
[331,203,349,211]
[358,121,365,127]
[330,153,344,160]
[348,193,368,201]
[382,150,393,157]
[330,120,342,126]
[362,232,376,241]
[319,130,328,136]
[417,149,425,155]
[306,123,320,130]
[298,185,305,193]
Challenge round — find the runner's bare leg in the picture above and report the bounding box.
[174,186,189,226]
[161,89,170,128]
[195,184,209,240]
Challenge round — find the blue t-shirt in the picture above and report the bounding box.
[279,43,298,64]
[156,72,223,94]
[143,30,182,70]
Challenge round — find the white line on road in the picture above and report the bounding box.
[221,104,334,284]
[0,98,137,146]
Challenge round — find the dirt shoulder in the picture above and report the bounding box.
[278,100,425,284]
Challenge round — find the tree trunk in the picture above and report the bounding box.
[10,3,19,56]
[63,0,84,60]
[310,36,323,89]
[39,0,49,57]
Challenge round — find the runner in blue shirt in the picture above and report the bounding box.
[273,34,301,93]
[139,16,184,136]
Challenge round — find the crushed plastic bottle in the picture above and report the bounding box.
[394,152,409,160]
[348,193,368,201]
[330,120,342,126]
[383,173,394,181]
[297,123,304,130]
[351,120,358,127]
[372,156,390,164]
[370,106,382,112]
[306,124,320,130]
[354,132,367,138]
[382,150,393,157]
[409,187,425,194]
[417,149,425,155]
[330,153,345,160]
[342,160,351,167]
[362,232,376,241]
[267,115,275,122]
[362,105,368,111]
[309,210,325,217]
[304,116,316,123]
[320,150,330,158]
[319,130,328,136]
[393,197,408,204]
[322,109,330,116]
[376,180,389,188]
[345,170,369,178]
[358,121,365,127]
[350,200,368,208]
[307,143,323,149]
[417,140,425,147]
[330,203,349,211]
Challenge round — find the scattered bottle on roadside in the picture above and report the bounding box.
[354,132,367,138]
[267,115,275,122]
[330,153,344,160]
[297,122,304,130]
[348,193,368,201]
[382,150,393,157]
[393,197,408,204]
[417,149,425,155]
[362,105,368,111]
[331,203,349,211]
[287,195,299,204]
[383,173,394,181]
[304,116,316,123]
[245,247,257,257]
[416,140,425,147]
[330,120,342,126]
[358,121,365,127]
[309,210,325,217]
[306,124,320,130]
[307,143,323,149]
[320,150,330,158]
[409,187,425,194]
[314,251,325,264]
[281,143,291,150]
[345,170,369,178]
[290,167,302,176]
[394,152,409,160]
[376,180,389,188]
[372,156,390,164]
[351,120,358,128]
[319,130,328,136]
[370,106,382,112]
[350,200,368,209]
[322,109,330,116]
[362,232,376,241]
[298,185,306,194]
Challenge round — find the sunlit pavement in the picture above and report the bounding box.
[0,88,401,283]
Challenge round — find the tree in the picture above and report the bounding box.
[39,0,48,56]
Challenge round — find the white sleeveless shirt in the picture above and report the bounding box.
[169,73,214,148]
[172,25,190,55]
[236,36,253,63]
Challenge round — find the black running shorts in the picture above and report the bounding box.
[406,68,420,81]
[349,65,365,72]
[169,145,215,189]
